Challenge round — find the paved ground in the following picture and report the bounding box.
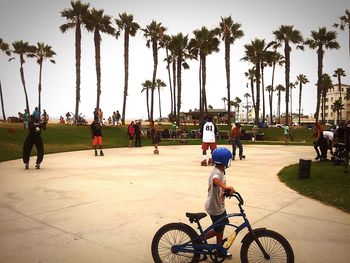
[0,145,349,263]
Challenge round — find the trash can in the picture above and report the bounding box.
[298,159,311,179]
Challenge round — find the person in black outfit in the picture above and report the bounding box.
[134,120,142,147]
[23,115,46,169]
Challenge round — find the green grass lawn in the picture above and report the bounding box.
[278,162,350,213]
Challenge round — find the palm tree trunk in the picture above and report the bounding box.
[122,30,129,125]
[202,55,208,114]
[270,62,276,125]
[75,24,82,123]
[176,53,182,124]
[20,56,30,113]
[225,39,231,126]
[284,42,290,125]
[146,88,150,121]
[165,48,173,115]
[172,60,177,118]
[278,91,281,123]
[0,79,6,121]
[261,63,266,123]
[338,76,342,121]
[254,60,261,125]
[150,41,158,122]
[94,30,102,110]
[158,85,162,119]
[298,83,302,126]
[250,79,256,112]
[38,62,43,115]
[199,56,203,124]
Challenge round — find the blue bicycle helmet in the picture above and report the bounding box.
[212,147,232,168]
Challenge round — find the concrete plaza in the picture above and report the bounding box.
[0,145,349,263]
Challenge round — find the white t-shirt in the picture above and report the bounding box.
[201,122,217,143]
[205,167,226,216]
[323,131,334,141]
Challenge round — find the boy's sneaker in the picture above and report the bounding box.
[239,155,246,160]
[25,163,29,170]
[35,163,40,169]
[95,151,98,156]
[201,160,207,166]
[100,151,104,156]
[208,158,213,165]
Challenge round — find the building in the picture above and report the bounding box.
[183,108,235,124]
[321,83,350,124]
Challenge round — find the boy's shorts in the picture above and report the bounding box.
[210,211,229,233]
[92,136,102,146]
[202,142,217,151]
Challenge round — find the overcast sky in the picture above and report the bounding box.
[0,0,349,121]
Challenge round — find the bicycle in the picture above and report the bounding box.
[151,191,294,263]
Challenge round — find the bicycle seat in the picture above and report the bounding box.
[185,212,207,223]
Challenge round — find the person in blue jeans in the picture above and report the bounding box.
[230,123,245,160]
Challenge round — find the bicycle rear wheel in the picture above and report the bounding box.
[151,223,200,263]
[240,229,294,263]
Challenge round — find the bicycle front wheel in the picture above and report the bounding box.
[151,223,200,263]
[240,229,294,263]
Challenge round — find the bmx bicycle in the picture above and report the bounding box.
[151,191,294,262]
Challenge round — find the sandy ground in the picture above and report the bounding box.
[0,144,349,263]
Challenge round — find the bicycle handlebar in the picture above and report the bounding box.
[223,190,244,205]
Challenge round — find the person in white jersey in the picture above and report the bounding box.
[199,116,219,166]
[323,130,334,156]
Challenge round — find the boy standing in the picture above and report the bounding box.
[230,123,245,160]
[205,147,236,251]
[199,116,218,166]
[90,120,104,156]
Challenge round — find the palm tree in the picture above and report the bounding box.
[296,74,309,125]
[244,92,251,123]
[189,26,220,123]
[10,40,36,113]
[320,73,333,123]
[265,85,273,124]
[141,80,152,120]
[85,8,115,112]
[331,99,344,124]
[33,43,56,115]
[162,34,174,115]
[116,12,139,125]
[222,97,228,108]
[172,33,192,124]
[241,38,267,125]
[273,25,304,125]
[333,68,346,121]
[0,38,11,121]
[305,27,340,123]
[275,84,285,123]
[333,9,350,57]
[245,68,256,112]
[142,20,166,122]
[233,96,242,122]
[155,79,166,119]
[60,0,90,122]
[218,16,244,126]
[289,82,296,123]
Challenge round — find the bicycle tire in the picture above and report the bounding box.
[240,229,294,263]
[151,222,200,263]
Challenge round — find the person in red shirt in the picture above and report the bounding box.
[127,121,135,148]
[230,123,245,160]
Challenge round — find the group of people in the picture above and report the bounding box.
[127,120,143,148]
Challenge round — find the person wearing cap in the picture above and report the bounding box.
[230,123,245,160]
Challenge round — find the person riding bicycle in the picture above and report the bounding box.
[204,147,236,256]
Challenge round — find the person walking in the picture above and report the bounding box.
[230,123,245,160]
[90,120,104,156]
[283,125,290,145]
[151,121,161,154]
[134,120,142,147]
[199,116,218,166]
[22,115,46,169]
[127,121,135,148]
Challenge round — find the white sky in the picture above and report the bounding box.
[0,0,349,121]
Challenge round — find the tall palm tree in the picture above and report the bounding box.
[172,33,192,124]
[141,80,152,120]
[0,38,11,121]
[142,20,166,122]
[333,68,346,121]
[320,73,333,123]
[10,40,36,113]
[241,38,267,125]
[275,84,285,123]
[296,74,309,125]
[116,12,139,125]
[305,27,340,123]
[86,8,115,111]
[331,99,344,124]
[289,82,296,123]
[245,68,256,112]
[155,79,166,119]
[273,25,304,125]
[333,9,350,57]
[244,92,251,123]
[60,0,90,122]
[233,96,242,122]
[33,42,56,115]
[162,34,174,115]
[189,26,220,123]
[265,85,273,124]
[218,16,244,126]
